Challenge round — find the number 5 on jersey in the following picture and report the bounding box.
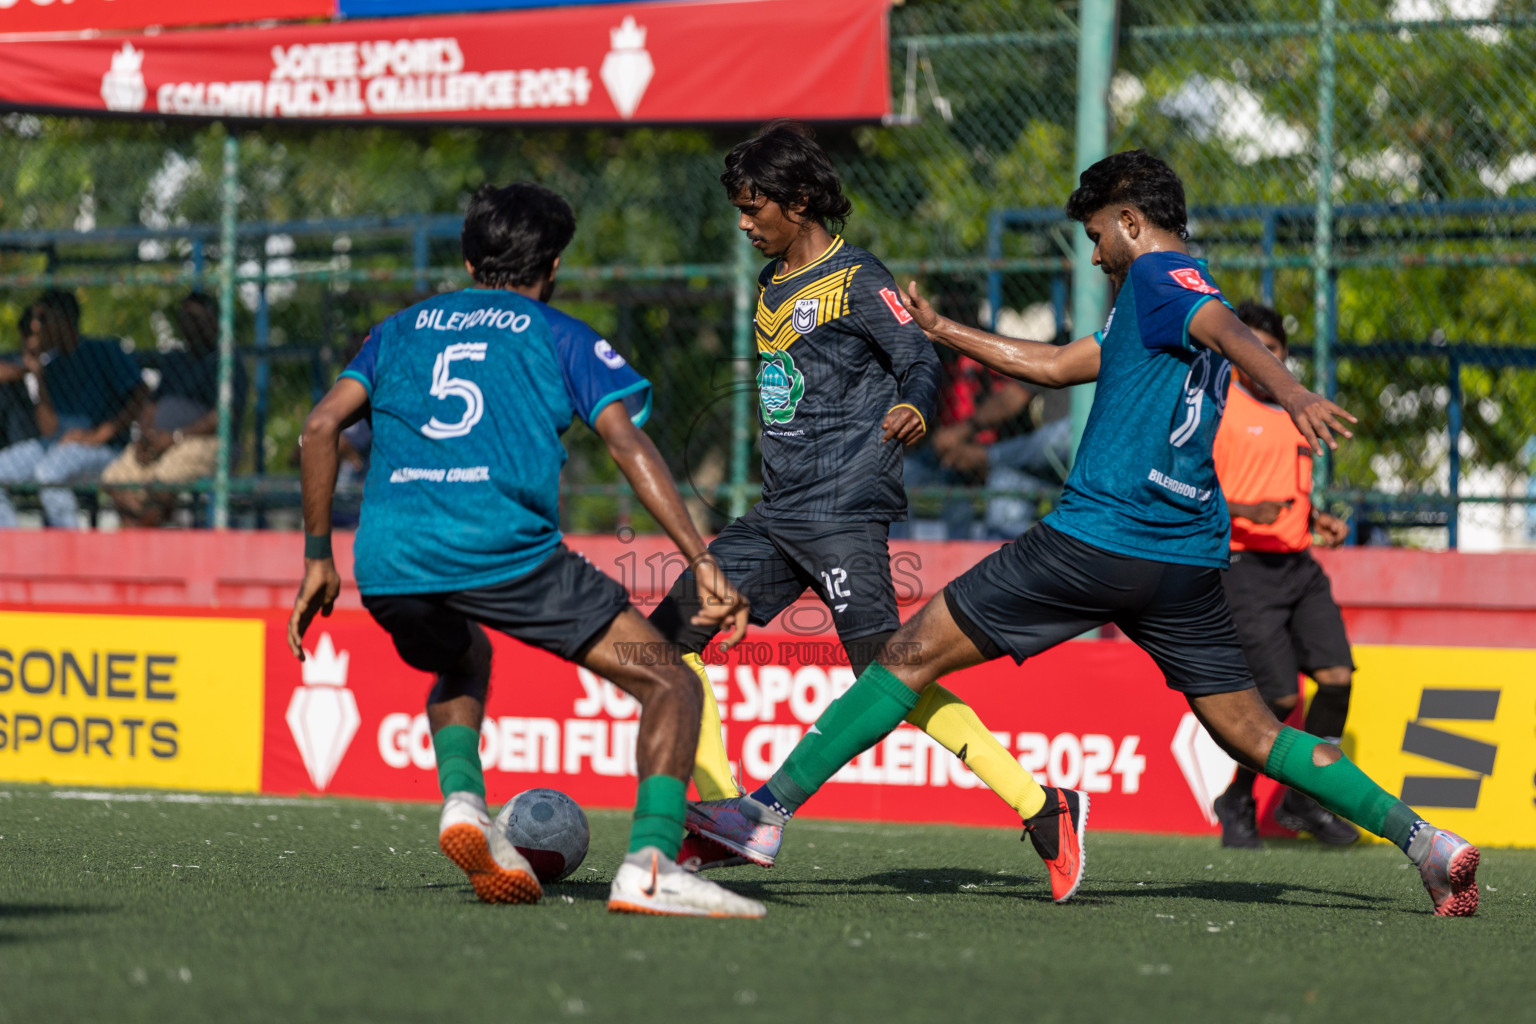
[422,342,488,439]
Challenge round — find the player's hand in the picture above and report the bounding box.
[882,405,927,446]
[691,554,750,651]
[1314,511,1349,547]
[1283,388,1356,455]
[288,558,342,660]
[900,281,942,337]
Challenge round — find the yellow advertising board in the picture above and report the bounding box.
[0,611,264,791]
[1347,644,1536,847]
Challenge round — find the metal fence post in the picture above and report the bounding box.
[214,131,239,530]
[254,255,270,477]
[1260,212,1277,305]
[986,210,1003,332]
[1070,0,1118,461]
[413,222,429,295]
[1312,0,1337,491]
[1447,350,1462,549]
[729,230,755,519]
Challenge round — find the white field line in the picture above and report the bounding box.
[46,789,365,808]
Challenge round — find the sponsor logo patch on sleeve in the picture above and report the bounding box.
[1168,267,1220,295]
[594,339,627,369]
[878,287,914,324]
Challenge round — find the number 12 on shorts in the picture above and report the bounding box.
[820,567,851,613]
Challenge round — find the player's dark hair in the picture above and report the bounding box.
[1236,299,1287,347]
[461,182,576,289]
[721,120,853,231]
[1065,150,1189,241]
[31,288,81,330]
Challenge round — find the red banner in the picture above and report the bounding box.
[261,609,1277,834]
[0,0,331,35]
[0,0,891,124]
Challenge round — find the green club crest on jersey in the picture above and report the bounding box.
[757,348,806,424]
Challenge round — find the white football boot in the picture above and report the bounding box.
[608,847,766,918]
[438,791,542,904]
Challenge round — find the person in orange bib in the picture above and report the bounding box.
[1210,300,1359,847]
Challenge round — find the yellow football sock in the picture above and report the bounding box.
[686,653,741,800]
[906,683,1046,819]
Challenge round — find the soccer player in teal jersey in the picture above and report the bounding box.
[689,151,1481,916]
[287,182,764,918]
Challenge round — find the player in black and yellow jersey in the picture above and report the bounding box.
[648,121,1054,872]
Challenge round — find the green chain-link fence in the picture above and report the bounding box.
[2,0,1534,546]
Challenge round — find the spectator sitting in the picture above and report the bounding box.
[929,367,1071,538]
[0,314,42,454]
[0,290,145,529]
[103,292,247,527]
[900,351,1035,539]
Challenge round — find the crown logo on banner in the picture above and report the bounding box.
[610,15,646,50]
[100,43,148,114]
[287,633,361,791]
[601,16,654,121]
[301,632,351,686]
[1170,711,1238,826]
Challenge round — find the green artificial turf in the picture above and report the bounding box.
[2,784,1532,1023]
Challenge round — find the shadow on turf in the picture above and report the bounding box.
[0,901,107,943]
[652,867,1394,912]
[1085,877,1392,910]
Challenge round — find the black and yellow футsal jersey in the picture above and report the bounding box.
[753,237,940,521]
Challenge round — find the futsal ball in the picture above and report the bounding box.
[495,788,590,883]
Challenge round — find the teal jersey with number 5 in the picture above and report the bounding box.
[340,288,651,595]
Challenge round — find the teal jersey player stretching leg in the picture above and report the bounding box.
[288,182,764,918]
[687,151,1480,916]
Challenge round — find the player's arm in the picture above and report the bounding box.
[591,402,749,650]
[288,376,369,659]
[1189,301,1356,454]
[1228,498,1293,525]
[900,281,1100,387]
[858,277,941,446]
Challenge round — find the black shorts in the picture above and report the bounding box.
[945,523,1255,696]
[1221,550,1354,703]
[361,544,631,673]
[650,506,900,651]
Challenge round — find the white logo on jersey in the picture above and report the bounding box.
[1170,349,1215,448]
[792,298,819,334]
[594,339,627,369]
[1212,360,1232,417]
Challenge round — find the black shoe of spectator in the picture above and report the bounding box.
[1274,789,1361,845]
[1212,787,1262,849]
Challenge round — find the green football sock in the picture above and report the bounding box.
[767,663,920,812]
[432,724,485,799]
[627,775,687,858]
[1264,726,1422,851]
